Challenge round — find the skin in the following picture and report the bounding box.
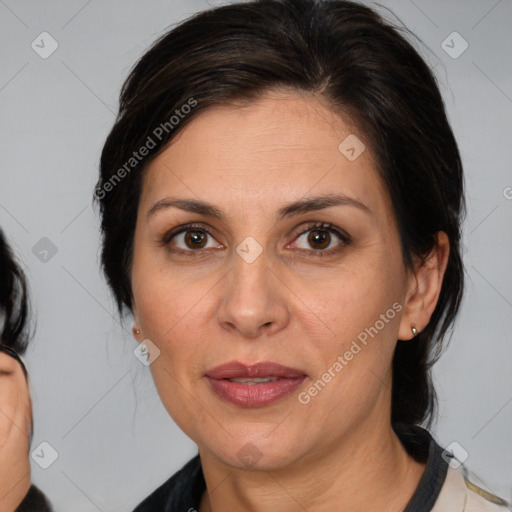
[0,352,32,511]
[130,89,449,512]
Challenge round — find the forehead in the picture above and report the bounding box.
[139,90,389,221]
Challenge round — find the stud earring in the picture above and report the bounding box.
[411,326,418,337]
[133,327,141,335]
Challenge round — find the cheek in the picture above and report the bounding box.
[310,255,404,348]
[131,244,206,339]
[134,279,208,348]
[302,252,405,408]
[298,298,402,437]
[131,259,219,398]
[132,267,212,430]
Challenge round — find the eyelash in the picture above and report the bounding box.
[160,222,351,258]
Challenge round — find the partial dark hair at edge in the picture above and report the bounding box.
[95,0,465,428]
[0,229,31,354]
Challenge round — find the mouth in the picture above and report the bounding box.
[204,361,307,407]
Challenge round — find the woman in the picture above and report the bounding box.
[0,230,53,512]
[95,0,509,510]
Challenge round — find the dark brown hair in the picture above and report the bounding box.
[95,0,465,427]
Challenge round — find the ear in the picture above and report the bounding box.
[397,231,450,341]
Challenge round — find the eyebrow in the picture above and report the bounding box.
[147,194,372,221]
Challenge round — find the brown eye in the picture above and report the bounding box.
[184,230,208,249]
[292,222,350,256]
[162,224,223,255]
[307,229,331,250]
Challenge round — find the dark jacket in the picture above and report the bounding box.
[16,484,53,512]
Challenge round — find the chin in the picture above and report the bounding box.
[204,432,305,472]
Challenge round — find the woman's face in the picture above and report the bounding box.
[131,90,420,470]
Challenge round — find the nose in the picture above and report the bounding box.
[216,248,290,339]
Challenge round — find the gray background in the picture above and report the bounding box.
[0,0,511,510]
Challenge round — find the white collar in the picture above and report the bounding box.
[432,463,509,511]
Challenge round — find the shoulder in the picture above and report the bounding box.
[132,454,204,512]
[463,470,509,512]
[393,423,509,512]
[432,462,509,512]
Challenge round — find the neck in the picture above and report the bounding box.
[198,411,426,512]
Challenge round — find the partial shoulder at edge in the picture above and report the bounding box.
[132,454,201,512]
[463,471,510,512]
[432,462,510,512]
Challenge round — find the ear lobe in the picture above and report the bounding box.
[398,232,450,340]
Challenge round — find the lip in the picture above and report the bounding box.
[205,361,307,379]
[205,361,307,407]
